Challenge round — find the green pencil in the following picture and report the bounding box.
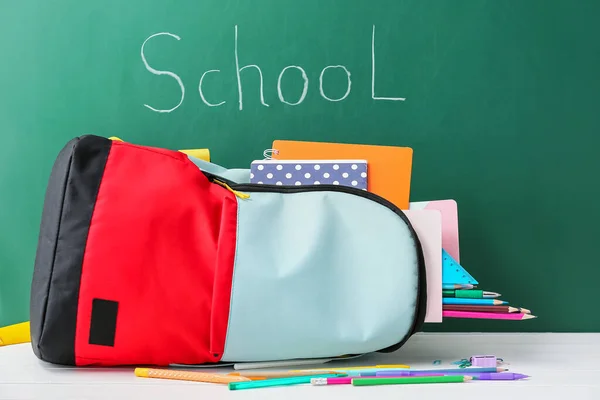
[352,375,473,386]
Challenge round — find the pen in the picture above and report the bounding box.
[442,290,501,299]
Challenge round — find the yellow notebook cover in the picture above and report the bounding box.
[272,140,413,209]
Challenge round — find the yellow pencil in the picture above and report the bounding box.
[134,368,251,384]
[230,370,342,379]
[293,364,409,372]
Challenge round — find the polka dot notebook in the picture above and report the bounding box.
[250,160,368,189]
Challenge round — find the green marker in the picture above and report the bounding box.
[352,375,473,386]
[228,374,343,390]
[442,290,500,299]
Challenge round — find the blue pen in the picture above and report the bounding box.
[443,298,507,306]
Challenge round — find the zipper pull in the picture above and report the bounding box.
[213,179,250,200]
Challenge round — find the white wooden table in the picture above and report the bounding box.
[1,333,598,400]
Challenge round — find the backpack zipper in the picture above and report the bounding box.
[213,179,251,199]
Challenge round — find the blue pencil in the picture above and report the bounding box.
[351,367,507,377]
[374,367,507,376]
[442,284,475,290]
[443,298,507,306]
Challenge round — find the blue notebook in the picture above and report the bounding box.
[250,159,368,189]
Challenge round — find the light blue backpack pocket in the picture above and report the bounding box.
[191,158,426,362]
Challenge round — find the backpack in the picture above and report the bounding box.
[30,135,426,366]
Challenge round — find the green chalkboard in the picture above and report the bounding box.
[1,0,599,332]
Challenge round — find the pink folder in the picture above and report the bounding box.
[403,210,442,323]
[409,199,460,262]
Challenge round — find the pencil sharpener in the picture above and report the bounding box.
[470,355,497,367]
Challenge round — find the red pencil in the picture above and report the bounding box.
[443,305,520,313]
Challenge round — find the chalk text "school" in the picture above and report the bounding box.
[141,25,405,113]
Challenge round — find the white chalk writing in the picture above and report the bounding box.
[372,25,405,101]
[277,66,309,105]
[235,25,269,110]
[199,70,226,107]
[319,65,352,102]
[140,32,185,113]
[141,25,406,112]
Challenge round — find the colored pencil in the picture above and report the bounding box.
[228,374,342,390]
[233,358,333,370]
[294,364,409,372]
[377,367,507,376]
[443,298,507,306]
[442,284,475,290]
[377,371,510,378]
[442,290,501,299]
[375,372,529,380]
[229,370,342,379]
[134,368,251,384]
[472,373,529,380]
[443,305,520,313]
[312,376,357,385]
[311,374,443,385]
[352,375,473,386]
[296,364,410,376]
[443,311,536,320]
[231,354,363,370]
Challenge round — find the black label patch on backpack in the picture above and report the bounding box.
[89,299,118,347]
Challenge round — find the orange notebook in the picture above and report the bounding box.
[271,140,413,209]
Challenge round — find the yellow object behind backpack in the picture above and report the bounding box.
[109,137,210,162]
[0,321,30,346]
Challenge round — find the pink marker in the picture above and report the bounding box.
[311,374,444,386]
